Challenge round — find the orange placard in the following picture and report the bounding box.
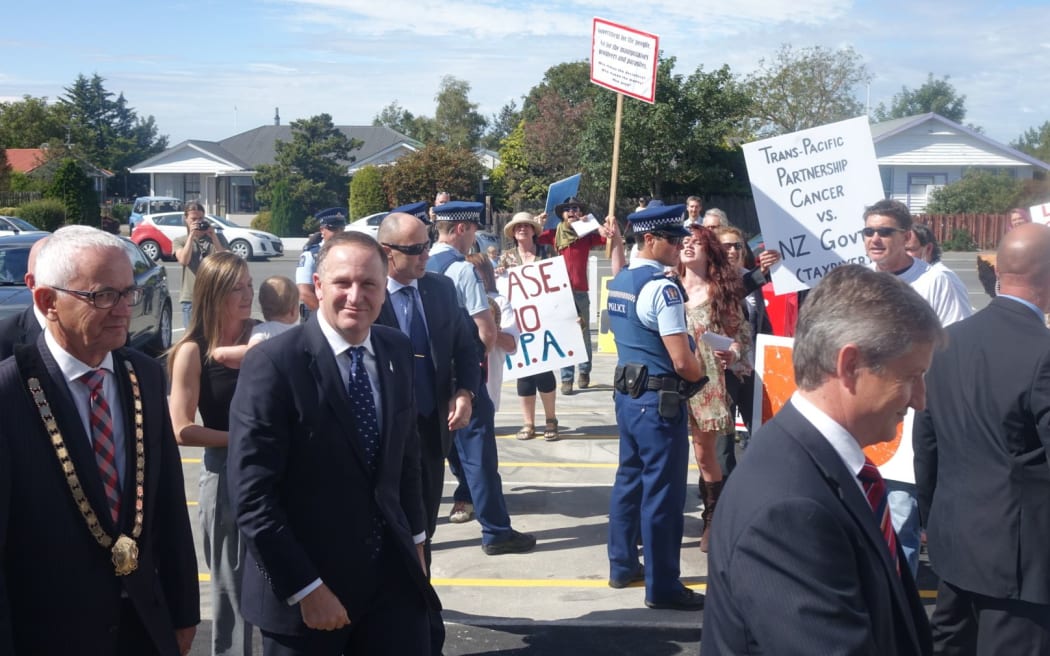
[753,335,903,468]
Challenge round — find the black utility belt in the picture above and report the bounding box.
[614,363,708,401]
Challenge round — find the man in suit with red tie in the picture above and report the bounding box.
[0,226,199,655]
[915,222,1050,654]
[701,264,942,655]
[228,230,440,655]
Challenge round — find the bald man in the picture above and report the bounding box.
[915,222,1050,654]
[0,235,48,360]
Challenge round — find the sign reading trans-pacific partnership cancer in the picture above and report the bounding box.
[743,116,885,295]
[496,256,588,381]
[590,18,659,103]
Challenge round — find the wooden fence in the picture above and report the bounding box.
[0,191,41,207]
[915,214,1008,251]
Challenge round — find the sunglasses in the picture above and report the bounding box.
[721,242,745,251]
[564,206,582,213]
[861,226,905,238]
[651,232,684,245]
[383,241,430,256]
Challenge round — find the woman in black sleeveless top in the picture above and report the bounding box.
[168,252,256,656]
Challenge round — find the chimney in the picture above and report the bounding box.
[274,107,280,126]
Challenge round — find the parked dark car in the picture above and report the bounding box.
[0,233,173,356]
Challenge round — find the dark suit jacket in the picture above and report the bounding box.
[701,402,932,656]
[0,306,42,361]
[915,296,1050,603]
[377,273,482,455]
[0,338,199,655]
[228,318,439,636]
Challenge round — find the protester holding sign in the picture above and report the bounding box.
[538,197,624,395]
[498,212,561,441]
[679,225,750,553]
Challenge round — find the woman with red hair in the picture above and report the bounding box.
[678,225,752,552]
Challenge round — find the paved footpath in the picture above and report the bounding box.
[184,347,939,655]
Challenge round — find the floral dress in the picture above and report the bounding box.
[685,299,753,434]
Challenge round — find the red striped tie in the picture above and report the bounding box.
[81,369,121,523]
[858,457,899,575]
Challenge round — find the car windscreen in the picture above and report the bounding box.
[0,247,29,285]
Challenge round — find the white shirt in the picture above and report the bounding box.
[43,329,126,488]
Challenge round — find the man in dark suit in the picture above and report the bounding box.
[375,211,479,563]
[0,234,47,360]
[228,230,440,655]
[915,222,1050,654]
[702,264,942,655]
[0,225,199,655]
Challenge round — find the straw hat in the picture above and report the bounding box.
[504,211,542,239]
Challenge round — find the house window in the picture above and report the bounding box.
[907,173,947,211]
[183,175,201,200]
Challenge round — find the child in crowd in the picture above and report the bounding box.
[212,275,299,366]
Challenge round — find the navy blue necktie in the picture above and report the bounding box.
[400,287,437,417]
[347,346,380,470]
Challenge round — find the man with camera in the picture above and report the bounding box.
[173,201,228,328]
[606,203,708,611]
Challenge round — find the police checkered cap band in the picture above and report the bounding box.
[390,201,429,221]
[432,200,484,223]
[626,203,688,233]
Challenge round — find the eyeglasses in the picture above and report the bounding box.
[382,241,430,256]
[650,232,684,245]
[861,226,905,238]
[53,285,145,309]
[722,242,745,251]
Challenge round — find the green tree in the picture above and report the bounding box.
[925,170,1024,214]
[872,73,967,123]
[1012,120,1050,164]
[267,179,301,238]
[373,101,434,142]
[579,59,752,199]
[57,74,168,197]
[521,61,597,121]
[254,113,361,232]
[349,165,388,219]
[0,148,9,192]
[433,76,487,149]
[383,144,485,207]
[746,44,870,136]
[0,95,66,148]
[481,100,520,150]
[45,158,100,225]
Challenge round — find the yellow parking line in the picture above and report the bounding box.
[182,458,201,464]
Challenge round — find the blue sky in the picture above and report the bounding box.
[2,0,1048,148]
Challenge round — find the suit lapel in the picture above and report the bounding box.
[303,320,373,476]
[780,403,925,651]
[371,330,398,473]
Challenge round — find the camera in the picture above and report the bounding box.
[195,222,210,231]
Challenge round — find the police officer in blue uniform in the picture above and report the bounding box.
[295,208,346,321]
[607,203,708,610]
[427,200,536,555]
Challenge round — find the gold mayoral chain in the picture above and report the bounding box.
[27,359,145,576]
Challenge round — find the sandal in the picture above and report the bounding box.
[516,424,535,440]
[544,418,559,442]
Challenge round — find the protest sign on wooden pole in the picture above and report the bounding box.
[590,17,658,258]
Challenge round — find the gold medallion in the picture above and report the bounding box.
[111,534,139,575]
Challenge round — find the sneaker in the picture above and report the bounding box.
[561,380,573,395]
[448,501,474,524]
[608,565,644,589]
[482,529,537,555]
[578,373,590,389]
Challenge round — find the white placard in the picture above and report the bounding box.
[590,18,659,104]
[1030,202,1050,225]
[496,256,588,381]
[571,214,601,237]
[743,116,884,295]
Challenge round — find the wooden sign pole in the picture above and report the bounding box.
[606,92,624,258]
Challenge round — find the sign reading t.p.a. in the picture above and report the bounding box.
[497,256,588,381]
[743,116,884,294]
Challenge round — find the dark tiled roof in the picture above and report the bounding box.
[218,125,419,168]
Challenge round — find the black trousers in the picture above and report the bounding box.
[931,579,1050,656]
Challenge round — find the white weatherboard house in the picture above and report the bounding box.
[128,125,422,223]
[871,112,1050,213]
